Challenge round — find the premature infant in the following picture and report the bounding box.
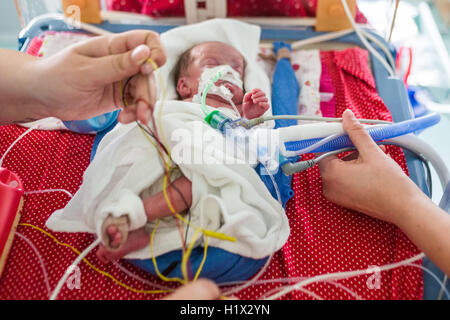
[96,41,271,263]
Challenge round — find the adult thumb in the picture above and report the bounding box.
[96,44,151,84]
[342,109,383,158]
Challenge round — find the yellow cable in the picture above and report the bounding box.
[181,228,202,281]
[18,223,170,295]
[149,219,185,284]
[194,236,208,282]
[139,59,235,286]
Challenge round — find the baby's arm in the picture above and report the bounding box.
[242,88,270,119]
[142,175,192,220]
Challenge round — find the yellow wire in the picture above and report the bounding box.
[18,223,170,295]
[181,228,202,281]
[149,219,185,284]
[135,59,236,286]
[194,236,208,281]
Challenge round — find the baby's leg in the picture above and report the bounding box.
[142,175,192,220]
[101,214,130,251]
[97,176,192,262]
[97,227,150,263]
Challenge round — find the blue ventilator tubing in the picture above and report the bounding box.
[284,112,441,155]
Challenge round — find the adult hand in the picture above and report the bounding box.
[318,109,427,225]
[163,279,221,300]
[28,30,166,124]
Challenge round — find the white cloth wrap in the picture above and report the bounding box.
[46,19,289,260]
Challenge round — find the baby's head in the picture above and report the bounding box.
[175,41,245,104]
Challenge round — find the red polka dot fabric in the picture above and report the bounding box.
[0,47,422,300]
[106,0,367,22]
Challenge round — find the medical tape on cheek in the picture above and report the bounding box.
[194,65,243,103]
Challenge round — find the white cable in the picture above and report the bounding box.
[340,0,396,77]
[359,29,397,72]
[290,29,354,50]
[227,97,242,119]
[387,135,450,190]
[50,238,101,300]
[15,232,52,297]
[438,276,448,300]
[112,262,175,291]
[24,189,74,198]
[407,263,450,300]
[0,125,39,167]
[258,115,392,125]
[265,252,425,300]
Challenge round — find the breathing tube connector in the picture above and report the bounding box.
[281,147,355,175]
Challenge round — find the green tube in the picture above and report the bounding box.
[201,71,223,117]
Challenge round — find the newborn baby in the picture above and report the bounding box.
[97,41,272,262]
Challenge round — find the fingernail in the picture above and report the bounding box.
[344,108,356,119]
[131,45,150,64]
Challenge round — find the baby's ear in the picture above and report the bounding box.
[176,77,192,99]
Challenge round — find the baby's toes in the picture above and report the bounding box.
[96,246,110,264]
[107,225,118,237]
[111,232,123,248]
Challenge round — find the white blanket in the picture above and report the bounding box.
[46,19,290,260]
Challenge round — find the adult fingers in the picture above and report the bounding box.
[75,30,166,84]
[317,153,340,174]
[118,108,137,124]
[164,279,221,300]
[75,30,166,65]
[341,109,384,159]
[91,45,151,85]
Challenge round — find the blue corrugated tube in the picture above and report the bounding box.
[283,113,441,156]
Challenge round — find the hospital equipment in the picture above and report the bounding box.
[0,168,23,277]
[4,0,449,301]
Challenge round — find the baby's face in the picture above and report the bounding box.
[178,42,245,104]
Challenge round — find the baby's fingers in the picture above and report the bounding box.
[243,92,253,102]
[253,96,268,104]
[251,90,266,99]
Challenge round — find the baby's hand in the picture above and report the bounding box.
[242,88,269,119]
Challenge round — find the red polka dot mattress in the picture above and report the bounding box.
[0,43,422,299]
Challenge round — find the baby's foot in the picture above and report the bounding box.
[97,227,150,263]
[101,215,130,251]
[242,88,270,119]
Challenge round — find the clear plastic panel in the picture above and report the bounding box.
[15,0,108,28]
[14,0,62,27]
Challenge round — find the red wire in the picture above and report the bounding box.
[396,46,413,86]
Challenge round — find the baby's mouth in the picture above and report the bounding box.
[223,82,235,91]
[216,81,240,95]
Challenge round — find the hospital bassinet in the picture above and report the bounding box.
[0,3,444,299]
